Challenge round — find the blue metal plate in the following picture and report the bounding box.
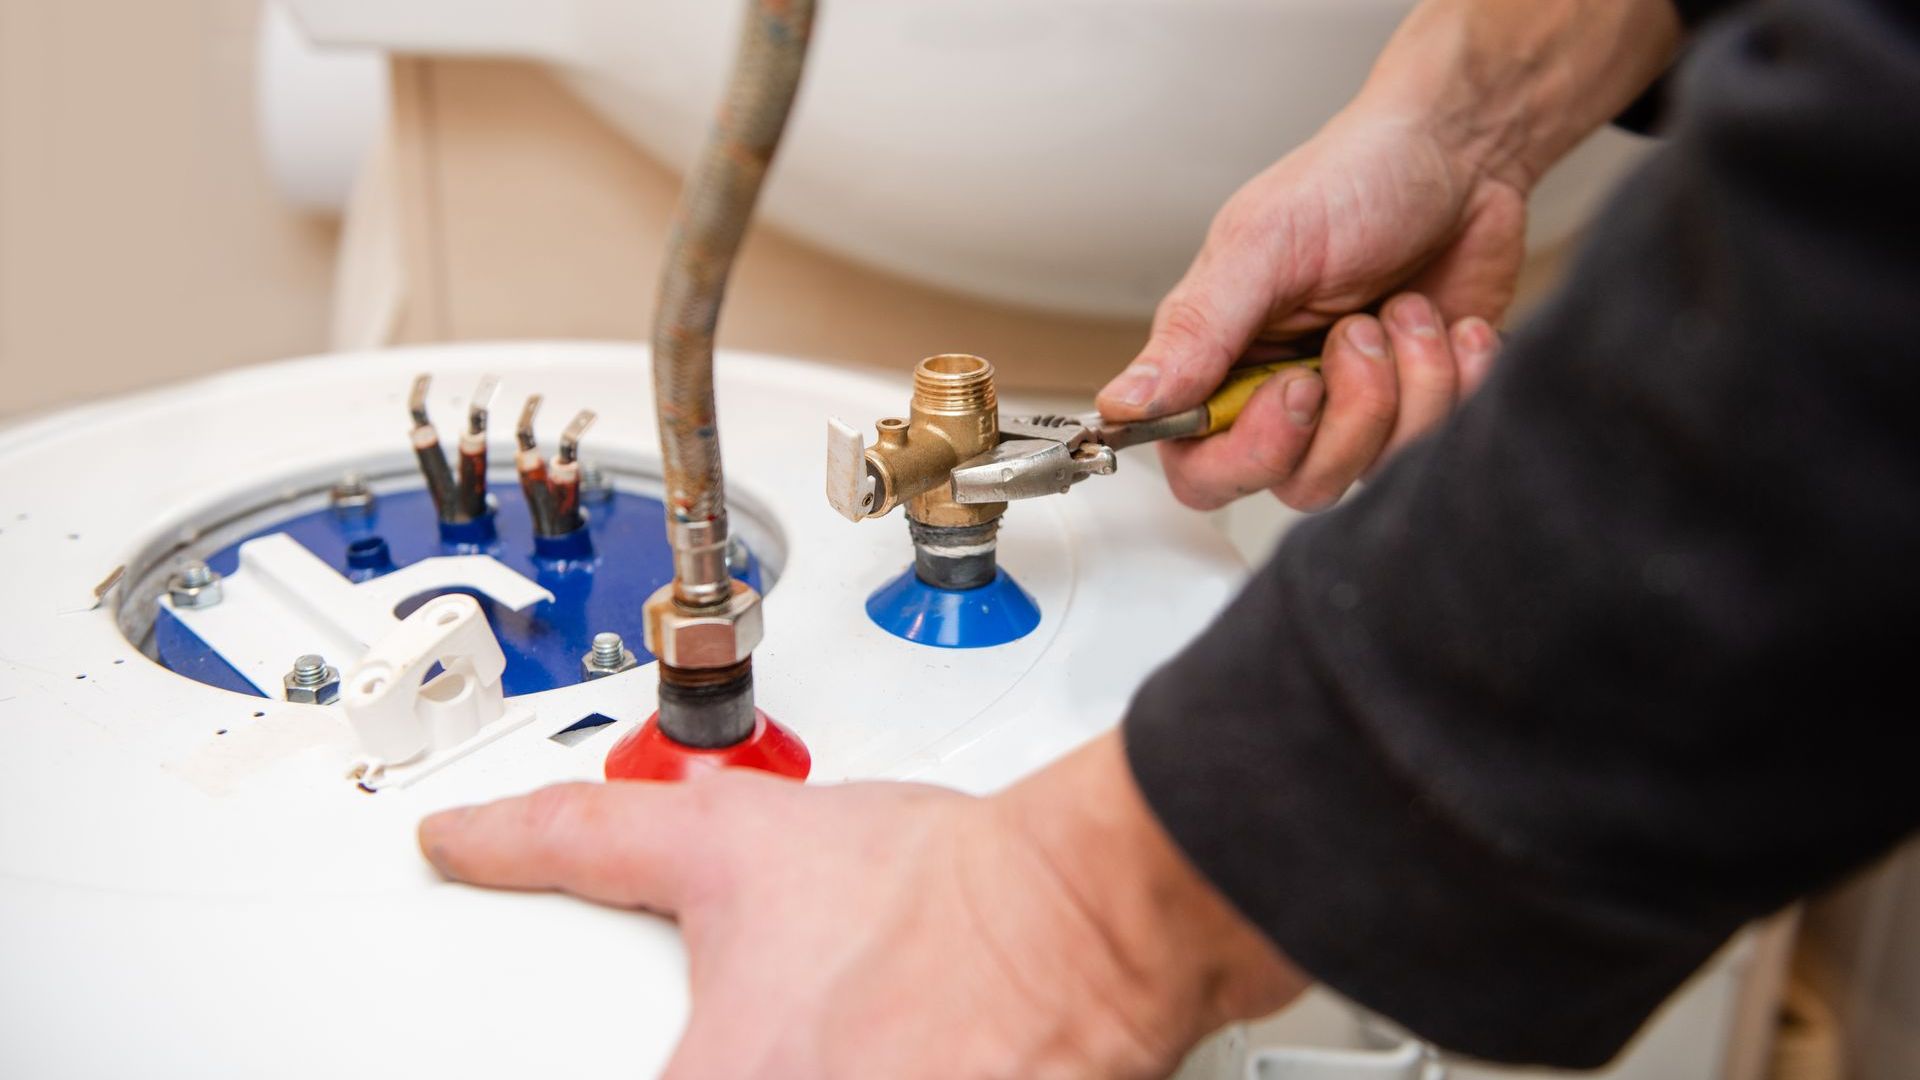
[153,485,760,698]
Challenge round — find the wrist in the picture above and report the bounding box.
[990,733,1308,1049]
[1352,0,1681,191]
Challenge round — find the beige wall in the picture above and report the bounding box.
[0,0,338,419]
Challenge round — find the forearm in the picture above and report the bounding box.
[989,733,1309,1045]
[1356,0,1682,189]
[1126,0,1920,1063]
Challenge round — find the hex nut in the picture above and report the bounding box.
[579,464,613,504]
[167,566,224,609]
[284,664,342,705]
[329,474,377,514]
[580,644,639,680]
[642,581,764,669]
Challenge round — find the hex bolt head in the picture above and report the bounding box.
[581,631,639,680]
[283,653,341,704]
[167,561,224,609]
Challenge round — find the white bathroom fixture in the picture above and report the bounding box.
[0,343,1784,1079]
[270,0,1648,317]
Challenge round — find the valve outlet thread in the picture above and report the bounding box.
[912,354,997,416]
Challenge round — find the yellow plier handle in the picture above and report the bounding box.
[1200,357,1323,436]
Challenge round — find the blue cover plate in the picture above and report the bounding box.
[864,567,1040,648]
[153,485,760,697]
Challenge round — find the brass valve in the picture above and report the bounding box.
[826,346,1324,593]
[829,354,1006,527]
[827,354,1017,590]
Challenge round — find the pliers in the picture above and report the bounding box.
[949,356,1320,505]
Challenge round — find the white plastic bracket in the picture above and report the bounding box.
[162,532,552,698]
[341,593,534,791]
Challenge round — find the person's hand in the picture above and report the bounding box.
[1098,106,1513,511]
[1096,0,1681,512]
[419,734,1308,1078]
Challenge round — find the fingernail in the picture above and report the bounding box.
[1282,372,1324,427]
[1102,363,1161,409]
[1347,318,1387,360]
[1391,295,1440,338]
[1461,317,1499,355]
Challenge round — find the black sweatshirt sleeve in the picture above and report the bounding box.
[1618,0,1744,132]
[1124,0,1920,1067]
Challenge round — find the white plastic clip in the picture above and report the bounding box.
[341,593,532,789]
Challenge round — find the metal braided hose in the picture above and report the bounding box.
[651,0,817,610]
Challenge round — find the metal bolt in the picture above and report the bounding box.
[283,653,341,704]
[330,472,376,514]
[726,535,751,574]
[581,631,638,679]
[579,463,613,504]
[167,561,223,609]
[591,633,623,667]
[291,655,327,686]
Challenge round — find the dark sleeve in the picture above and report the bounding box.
[1616,0,1748,132]
[1124,0,1920,1067]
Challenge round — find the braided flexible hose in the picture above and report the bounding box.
[652,0,817,610]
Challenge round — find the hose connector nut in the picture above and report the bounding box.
[642,579,764,669]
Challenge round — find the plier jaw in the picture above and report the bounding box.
[949,420,1118,505]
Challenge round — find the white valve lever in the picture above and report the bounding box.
[825,417,877,522]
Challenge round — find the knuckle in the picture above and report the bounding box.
[1346,381,1400,427]
[1246,436,1304,480]
[679,772,731,818]
[521,783,596,842]
[1152,294,1219,354]
[1400,359,1458,399]
[681,768,764,827]
[1205,206,1262,251]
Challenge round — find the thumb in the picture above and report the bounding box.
[419,781,706,914]
[1097,232,1290,421]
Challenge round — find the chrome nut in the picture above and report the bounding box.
[283,664,342,705]
[167,562,223,609]
[642,580,764,669]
